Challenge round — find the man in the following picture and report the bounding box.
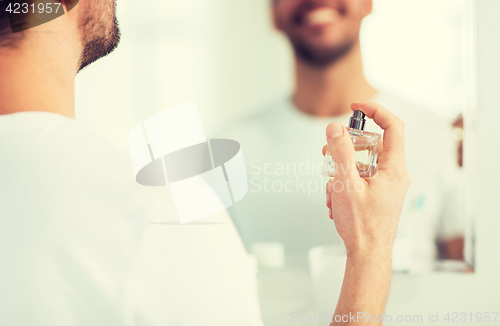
[0,2,262,324]
[0,1,410,325]
[221,0,464,272]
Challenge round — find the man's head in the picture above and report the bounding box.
[0,0,120,72]
[272,0,372,67]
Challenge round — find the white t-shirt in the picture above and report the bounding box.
[0,112,264,326]
[218,93,464,272]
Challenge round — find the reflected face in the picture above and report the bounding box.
[273,0,371,66]
[77,0,120,72]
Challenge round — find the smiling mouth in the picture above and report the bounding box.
[294,6,342,28]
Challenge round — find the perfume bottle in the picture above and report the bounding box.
[323,111,381,178]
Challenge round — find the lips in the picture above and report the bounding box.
[303,8,338,26]
[293,2,345,28]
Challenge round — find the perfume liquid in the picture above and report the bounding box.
[323,111,382,179]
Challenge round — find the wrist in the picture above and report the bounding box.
[346,243,393,265]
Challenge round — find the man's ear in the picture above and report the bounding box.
[271,1,282,31]
[362,0,373,17]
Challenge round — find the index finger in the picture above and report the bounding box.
[351,102,406,169]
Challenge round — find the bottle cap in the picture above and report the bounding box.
[349,111,366,130]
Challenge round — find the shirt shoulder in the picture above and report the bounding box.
[0,113,159,324]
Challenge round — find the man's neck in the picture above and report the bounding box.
[292,40,377,117]
[0,35,77,118]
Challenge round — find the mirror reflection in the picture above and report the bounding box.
[213,0,473,324]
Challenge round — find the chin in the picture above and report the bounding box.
[299,38,346,53]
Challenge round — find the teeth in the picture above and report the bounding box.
[305,8,336,25]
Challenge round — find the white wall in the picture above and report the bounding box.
[75,0,223,149]
[362,0,470,118]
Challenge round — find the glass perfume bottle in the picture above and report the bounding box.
[323,111,381,179]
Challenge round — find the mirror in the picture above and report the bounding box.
[75,1,476,325]
[215,0,476,324]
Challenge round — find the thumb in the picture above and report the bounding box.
[326,122,359,180]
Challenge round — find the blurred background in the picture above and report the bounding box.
[75,0,473,149]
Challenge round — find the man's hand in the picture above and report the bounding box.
[323,102,411,325]
[324,102,411,259]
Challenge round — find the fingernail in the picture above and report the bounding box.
[327,123,343,139]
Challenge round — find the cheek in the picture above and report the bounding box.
[341,0,368,24]
[343,0,364,13]
[275,0,301,24]
[337,14,363,36]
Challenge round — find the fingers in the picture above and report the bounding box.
[322,145,328,156]
[325,122,360,180]
[326,180,333,220]
[326,189,331,210]
[351,102,406,169]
